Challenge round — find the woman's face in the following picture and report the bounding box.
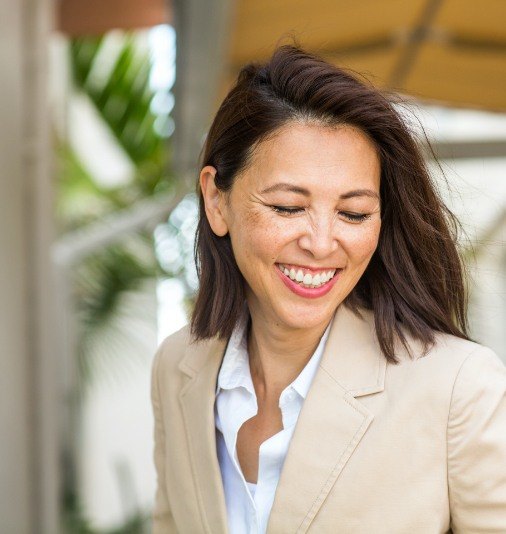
[203,122,381,334]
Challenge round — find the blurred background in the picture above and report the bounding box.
[1,0,505,532]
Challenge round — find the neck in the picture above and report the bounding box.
[246,303,331,400]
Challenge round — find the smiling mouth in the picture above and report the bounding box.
[276,263,342,289]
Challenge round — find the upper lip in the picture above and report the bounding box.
[277,262,342,274]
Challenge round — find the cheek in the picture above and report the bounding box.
[342,221,381,263]
[250,225,291,264]
[231,210,291,265]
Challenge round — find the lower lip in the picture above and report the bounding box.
[275,264,342,299]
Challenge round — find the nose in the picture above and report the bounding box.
[297,215,339,259]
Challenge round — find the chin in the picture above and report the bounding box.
[275,301,336,331]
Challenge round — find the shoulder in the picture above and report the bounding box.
[150,324,194,395]
[152,323,194,377]
[442,341,506,530]
[157,323,193,358]
[388,332,505,407]
[436,334,506,378]
[151,323,225,383]
[442,340,506,413]
[435,337,506,411]
[399,330,504,375]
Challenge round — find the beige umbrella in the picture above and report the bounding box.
[226,0,506,112]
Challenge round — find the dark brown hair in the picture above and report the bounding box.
[190,44,469,363]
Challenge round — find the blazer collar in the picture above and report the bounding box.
[320,304,386,397]
[177,304,386,533]
[178,304,386,397]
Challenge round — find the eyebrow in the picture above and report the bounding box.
[260,182,380,200]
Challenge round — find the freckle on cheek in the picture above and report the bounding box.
[245,209,262,225]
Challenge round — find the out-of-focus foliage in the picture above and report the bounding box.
[56,143,124,229]
[62,485,151,534]
[69,34,173,199]
[58,30,178,532]
[57,30,178,380]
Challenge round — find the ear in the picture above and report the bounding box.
[199,166,229,237]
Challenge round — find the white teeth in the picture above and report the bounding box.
[278,264,338,288]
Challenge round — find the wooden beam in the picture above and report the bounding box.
[58,0,172,36]
[388,0,445,88]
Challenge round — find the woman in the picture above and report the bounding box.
[151,45,506,533]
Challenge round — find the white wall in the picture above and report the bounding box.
[77,281,159,530]
[429,154,506,362]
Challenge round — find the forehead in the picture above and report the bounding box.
[237,122,381,193]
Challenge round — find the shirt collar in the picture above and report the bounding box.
[215,304,335,398]
[215,302,253,396]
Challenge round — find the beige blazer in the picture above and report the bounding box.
[151,305,506,533]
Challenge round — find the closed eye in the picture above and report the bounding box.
[270,206,304,215]
[270,205,370,222]
[340,212,371,222]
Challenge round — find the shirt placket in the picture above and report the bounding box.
[224,387,261,531]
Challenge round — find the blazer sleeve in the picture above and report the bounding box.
[151,342,178,534]
[448,346,506,533]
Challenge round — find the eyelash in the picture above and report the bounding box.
[270,205,370,222]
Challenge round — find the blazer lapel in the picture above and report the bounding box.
[178,335,230,533]
[176,305,386,534]
[267,305,386,533]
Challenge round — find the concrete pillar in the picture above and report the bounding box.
[0,0,32,529]
[0,0,59,531]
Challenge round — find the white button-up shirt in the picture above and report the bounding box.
[214,306,333,534]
